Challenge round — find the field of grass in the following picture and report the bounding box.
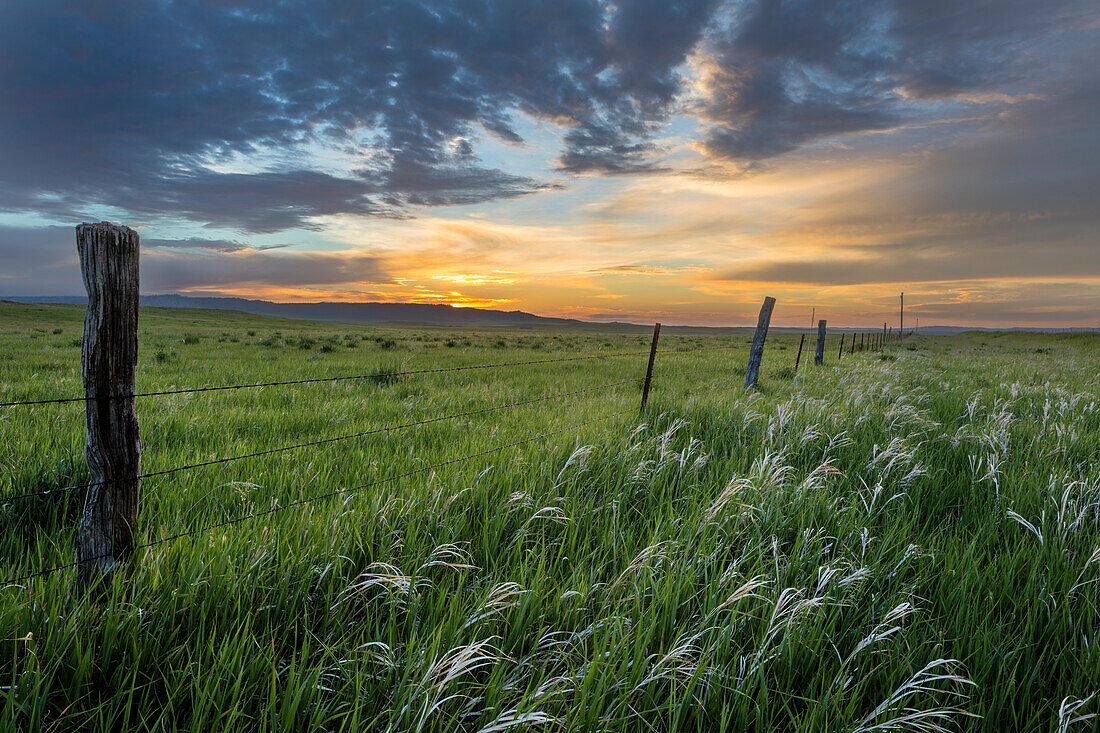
[1,301,1098,731]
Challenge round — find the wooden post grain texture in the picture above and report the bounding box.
[814,320,827,366]
[744,296,776,389]
[794,333,805,371]
[640,323,661,413]
[76,222,141,584]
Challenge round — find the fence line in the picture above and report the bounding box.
[0,344,744,409]
[1,377,641,504]
[3,331,893,504]
[1,325,898,585]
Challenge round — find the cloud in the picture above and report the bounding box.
[0,0,1092,233]
[692,0,1094,162]
[0,224,387,295]
[586,264,700,275]
[146,249,388,291]
[0,0,716,230]
[143,237,293,253]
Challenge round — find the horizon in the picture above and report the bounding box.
[7,293,1100,332]
[1,2,1097,328]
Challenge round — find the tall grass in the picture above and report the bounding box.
[0,303,1097,730]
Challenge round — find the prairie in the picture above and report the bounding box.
[0,302,1097,731]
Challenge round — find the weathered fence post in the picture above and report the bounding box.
[794,333,805,371]
[838,333,845,360]
[744,296,776,389]
[860,332,864,351]
[850,331,856,355]
[814,320,826,365]
[75,222,141,585]
[899,292,904,341]
[640,323,660,413]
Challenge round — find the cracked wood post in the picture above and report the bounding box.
[76,222,141,585]
[744,296,775,389]
[814,319,826,365]
[639,323,660,413]
[794,333,805,371]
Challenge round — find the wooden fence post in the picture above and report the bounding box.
[814,320,826,365]
[860,332,864,352]
[640,323,660,413]
[744,297,776,389]
[75,222,141,585]
[850,331,856,355]
[794,333,805,371]
[838,333,845,360]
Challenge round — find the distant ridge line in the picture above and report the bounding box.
[3,295,1098,333]
[4,294,589,327]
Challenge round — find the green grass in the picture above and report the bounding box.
[0,302,1098,731]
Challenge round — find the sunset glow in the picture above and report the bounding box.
[0,2,1096,327]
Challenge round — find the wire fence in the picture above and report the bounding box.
[1,327,893,587]
[0,345,741,408]
[3,407,633,586]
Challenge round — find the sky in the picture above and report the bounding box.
[0,0,1097,327]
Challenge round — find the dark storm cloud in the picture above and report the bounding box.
[695,0,1094,161]
[0,0,1092,232]
[0,0,717,229]
[0,225,387,295]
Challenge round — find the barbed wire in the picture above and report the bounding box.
[1,377,640,503]
[0,341,741,409]
[0,407,633,587]
[655,366,743,379]
[0,350,658,408]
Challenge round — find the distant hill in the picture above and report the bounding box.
[3,294,587,327]
[4,295,1097,333]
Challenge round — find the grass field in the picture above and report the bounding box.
[1,301,1098,731]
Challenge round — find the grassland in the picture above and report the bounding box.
[0,301,1098,731]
